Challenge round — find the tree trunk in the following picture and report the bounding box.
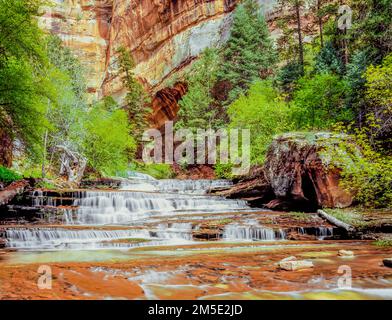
[42,130,48,178]
[56,145,87,185]
[0,128,12,168]
[317,0,324,48]
[295,1,304,74]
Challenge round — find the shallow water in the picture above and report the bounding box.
[1,178,392,300]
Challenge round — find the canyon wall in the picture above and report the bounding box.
[39,0,280,103]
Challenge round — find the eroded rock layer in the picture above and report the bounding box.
[39,0,248,102]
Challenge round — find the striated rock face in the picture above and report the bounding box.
[264,133,353,210]
[103,0,239,99]
[40,1,281,123]
[39,0,114,101]
[151,82,188,128]
[39,0,243,101]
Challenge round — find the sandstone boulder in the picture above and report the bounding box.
[279,257,314,271]
[338,250,355,257]
[264,132,354,211]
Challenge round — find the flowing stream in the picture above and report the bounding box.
[2,177,339,250]
[2,176,392,301]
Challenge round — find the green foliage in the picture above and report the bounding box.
[363,53,392,146]
[323,128,392,208]
[0,166,22,184]
[46,35,87,102]
[129,163,174,179]
[176,49,223,131]
[83,105,136,176]
[291,73,350,129]
[117,46,151,141]
[348,0,392,59]
[214,163,234,179]
[228,81,292,164]
[219,0,277,103]
[34,179,57,190]
[0,0,52,160]
[344,49,372,115]
[373,239,392,247]
[314,41,343,75]
[276,61,304,91]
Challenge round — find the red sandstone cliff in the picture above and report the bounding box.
[39,0,322,126]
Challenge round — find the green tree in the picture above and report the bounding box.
[83,105,136,176]
[291,73,350,129]
[176,48,222,131]
[220,0,276,103]
[277,0,305,74]
[0,0,52,166]
[40,35,88,178]
[363,53,392,147]
[314,41,344,74]
[344,49,373,127]
[348,0,392,61]
[228,81,292,164]
[117,46,151,141]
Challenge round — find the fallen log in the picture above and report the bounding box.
[317,209,355,232]
[0,180,30,207]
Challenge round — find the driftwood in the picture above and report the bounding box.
[0,180,30,206]
[317,209,355,232]
[56,145,86,184]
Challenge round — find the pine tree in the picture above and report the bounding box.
[220,0,276,103]
[315,41,344,74]
[117,47,151,141]
[277,0,305,74]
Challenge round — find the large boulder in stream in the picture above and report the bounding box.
[264,132,354,211]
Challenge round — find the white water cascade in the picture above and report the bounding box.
[66,190,251,225]
[120,178,233,195]
[223,221,286,241]
[3,177,335,250]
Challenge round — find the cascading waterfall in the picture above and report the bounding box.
[67,190,251,225]
[223,220,286,241]
[4,176,335,251]
[5,228,150,249]
[120,178,233,195]
[316,227,334,240]
[5,178,254,250]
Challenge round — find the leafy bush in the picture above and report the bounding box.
[291,73,351,129]
[363,53,392,146]
[83,106,136,176]
[323,129,392,208]
[214,163,234,179]
[129,163,174,180]
[0,166,22,185]
[228,80,292,164]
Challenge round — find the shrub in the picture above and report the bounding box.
[228,80,292,164]
[323,129,392,208]
[291,73,351,130]
[83,106,136,176]
[0,166,22,185]
[129,163,174,180]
